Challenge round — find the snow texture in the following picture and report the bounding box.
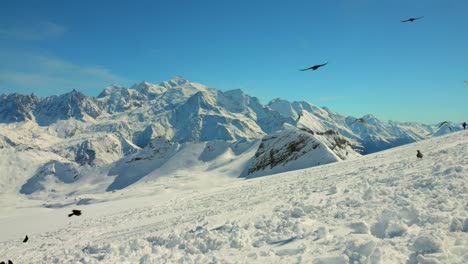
[0,130,467,263]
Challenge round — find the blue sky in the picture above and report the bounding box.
[1,0,467,123]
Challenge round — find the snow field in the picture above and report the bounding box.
[0,131,467,263]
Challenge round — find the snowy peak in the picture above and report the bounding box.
[97,84,128,98]
[164,76,190,87]
[34,90,103,125]
[0,93,40,123]
[243,125,359,178]
[130,81,167,98]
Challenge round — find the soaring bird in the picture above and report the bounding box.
[416,150,423,159]
[439,121,452,131]
[300,62,328,71]
[68,209,82,217]
[401,16,424,22]
[464,81,468,85]
[351,117,367,125]
[23,235,28,243]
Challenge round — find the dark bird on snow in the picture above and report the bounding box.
[9,261,13,264]
[68,209,82,217]
[0,261,4,264]
[300,62,328,71]
[401,16,424,22]
[295,112,303,122]
[439,121,452,131]
[351,117,368,125]
[23,235,28,243]
[417,150,423,159]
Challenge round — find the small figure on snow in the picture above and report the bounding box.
[296,112,303,122]
[416,150,423,159]
[462,122,466,130]
[23,235,28,243]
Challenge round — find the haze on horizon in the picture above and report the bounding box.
[0,0,467,124]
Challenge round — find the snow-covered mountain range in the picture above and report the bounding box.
[0,76,460,194]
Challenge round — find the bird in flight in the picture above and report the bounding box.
[300,62,328,71]
[351,118,368,125]
[439,121,452,131]
[68,209,82,217]
[464,81,468,85]
[401,16,424,22]
[23,235,28,243]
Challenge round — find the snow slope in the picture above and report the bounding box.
[1,130,467,263]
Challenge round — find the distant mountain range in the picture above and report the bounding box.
[0,76,460,193]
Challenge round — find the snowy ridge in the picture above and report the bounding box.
[1,77,457,152]
[0,77,462,194]
[0,130,467,263]
[242,125,359,178]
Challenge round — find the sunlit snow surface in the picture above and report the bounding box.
[1,131,467,263]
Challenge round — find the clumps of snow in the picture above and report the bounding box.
[412,234,443,254]
[313,255,349,264]
[349,221,371,234]
[343,235,380,264]
[370,210,408,239]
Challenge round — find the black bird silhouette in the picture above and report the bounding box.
[68,209,82,217]
[300,62,328,71]
[8,261,13,264]
[1,261,4,264]
[23,235,28,243]
[439,121,452,131]
[295,112,303,122]
[401,16,424,22]
[351,117,368,125]
[416,150,423,159]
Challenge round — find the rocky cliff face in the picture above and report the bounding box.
[242,125,360,178]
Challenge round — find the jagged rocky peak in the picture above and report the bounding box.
[0,93,40,122]
[33,90,103,125]
[242,125,359,178]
